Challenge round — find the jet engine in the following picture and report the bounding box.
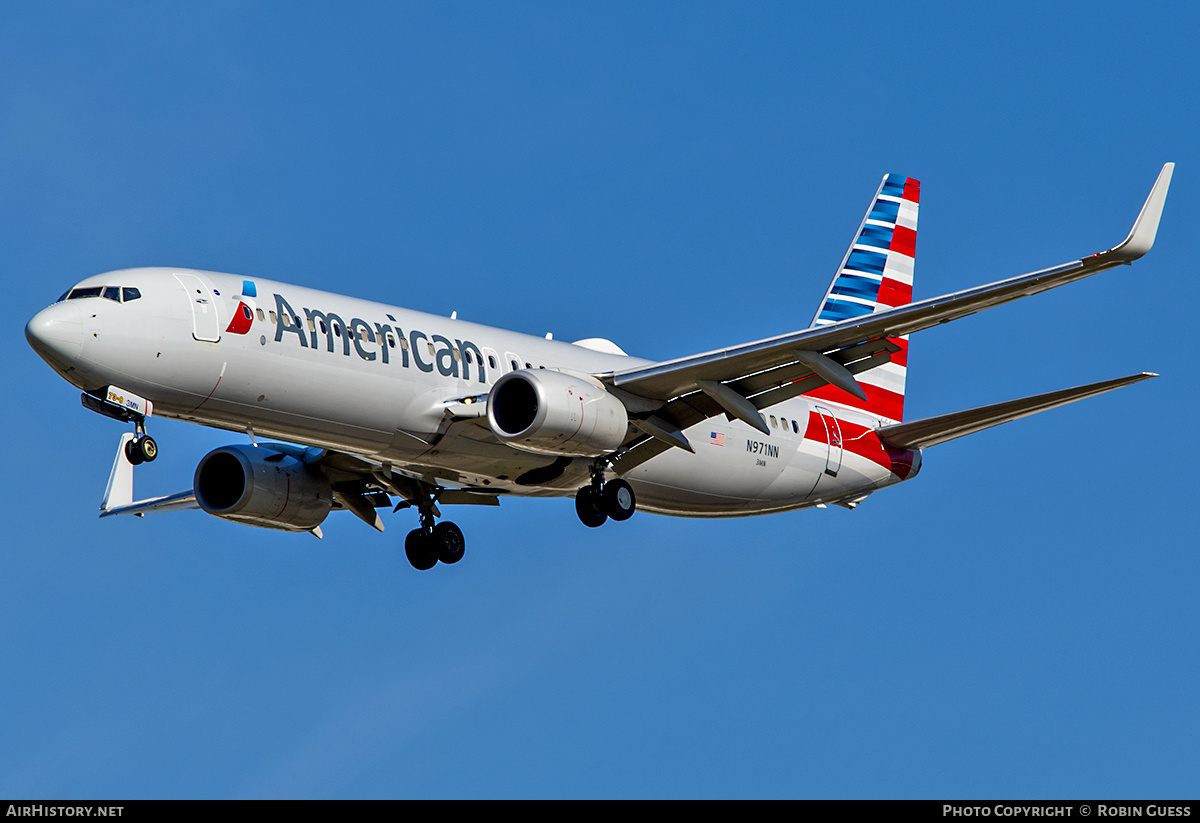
[194,445,332,532]
[487,369,629,457]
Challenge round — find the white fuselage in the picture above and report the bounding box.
[27,268,919,517]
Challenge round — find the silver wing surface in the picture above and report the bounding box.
[607,163,1173,472]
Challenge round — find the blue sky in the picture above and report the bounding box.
[2,1,1197,798]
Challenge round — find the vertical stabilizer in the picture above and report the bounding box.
[808,173,919,422]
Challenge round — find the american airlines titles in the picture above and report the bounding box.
[272,293,489,382]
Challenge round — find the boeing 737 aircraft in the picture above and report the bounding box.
[25,164,1173,570]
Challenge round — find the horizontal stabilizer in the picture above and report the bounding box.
[875,373,1156,450]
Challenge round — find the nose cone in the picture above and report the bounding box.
[26,302,84,371]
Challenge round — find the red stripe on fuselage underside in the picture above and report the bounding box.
[889,226,916,258]
[805,381,904,422]
[876,277,912,307]
[803,411,917,479]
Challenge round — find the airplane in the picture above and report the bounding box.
[25,164,1173,571]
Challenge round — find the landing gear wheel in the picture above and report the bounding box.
[433,521,465,565]
[602,479,636,521]
[404,529,438,571]
[575,486,608,528]
[124,435,157,465]
[124,438,145,466]
[136,435,158,463]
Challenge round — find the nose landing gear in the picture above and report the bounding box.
[82,388,158,465]
[124,430,158,466]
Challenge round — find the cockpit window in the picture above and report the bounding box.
[57,290,70,303]
[64,285,142,302]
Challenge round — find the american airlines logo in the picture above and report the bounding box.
[269,293,490,382]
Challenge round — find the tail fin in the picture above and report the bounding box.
[808,173,919,422]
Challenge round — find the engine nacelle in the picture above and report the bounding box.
[194,445,332,532]
[487,369,629,457]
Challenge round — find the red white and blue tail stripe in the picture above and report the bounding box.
[807,173,919,422]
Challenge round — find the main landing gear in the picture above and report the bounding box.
[399,485,465,571]
[575,473,636,528]
[404,522,464,571]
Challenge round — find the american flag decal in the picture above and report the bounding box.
[709,431,725,446]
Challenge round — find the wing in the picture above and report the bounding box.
[97,432,503,532]
[99,433,200,517]
[607,164,1173,472]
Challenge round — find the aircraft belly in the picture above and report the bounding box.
[626,421,793,513]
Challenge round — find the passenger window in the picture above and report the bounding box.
[488,355,497,369]
[770,415,777,428]
[241,305,252,320]
[256,308,265,321]
[464,350,473,364]
[269,311,277,324]
[792,420,799,434]
[400,337,409,351]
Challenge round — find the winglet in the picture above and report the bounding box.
[101,433,137,512]
[1103,163,1174,262]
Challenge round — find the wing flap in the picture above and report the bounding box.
[875,373,1156,450]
